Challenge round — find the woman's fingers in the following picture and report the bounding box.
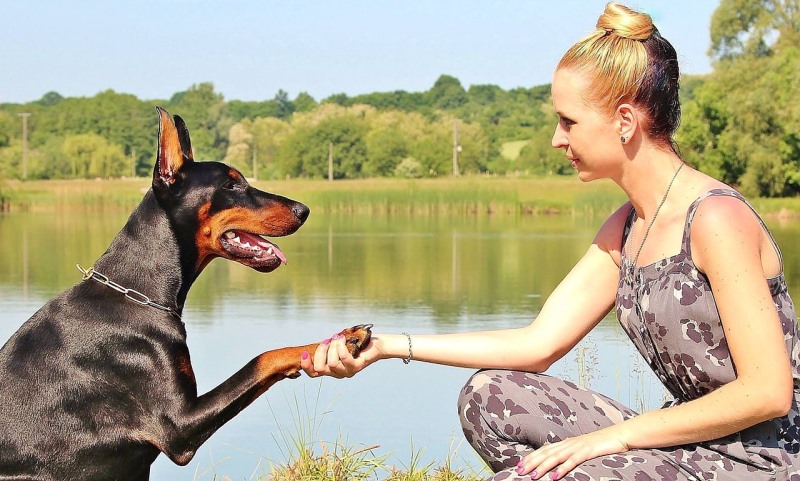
[519,432,626,480]
[300,338,330,377]
[300,332,371,378]
[519,441,577,480]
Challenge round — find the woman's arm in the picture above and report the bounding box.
[301,204,632,378]
[521,196,794,480]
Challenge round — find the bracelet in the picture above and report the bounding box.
[401,332,413,364]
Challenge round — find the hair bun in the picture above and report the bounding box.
[596,2,654,41]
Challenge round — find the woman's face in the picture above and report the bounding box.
[550,68,621,182]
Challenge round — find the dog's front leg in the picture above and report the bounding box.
[156,324,371,465]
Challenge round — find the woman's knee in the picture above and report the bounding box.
[457,370,549,434]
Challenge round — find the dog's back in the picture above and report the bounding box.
[0,281,181,480]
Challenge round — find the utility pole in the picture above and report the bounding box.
[328,142,334,181]
[18,112,30,181]
[452,119,461,177]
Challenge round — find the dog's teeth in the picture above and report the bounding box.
[224,232,235,239]
[267,247,274,256]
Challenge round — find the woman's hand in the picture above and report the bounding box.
[300,332,381,379]
[517,430,628,480]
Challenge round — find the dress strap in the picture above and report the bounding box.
[620,206,637,263]
[682,189,784,271]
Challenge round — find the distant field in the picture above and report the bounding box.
[500,139,530,160]
[2,176,799,218]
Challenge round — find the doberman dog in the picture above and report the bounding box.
[0,108,372,481]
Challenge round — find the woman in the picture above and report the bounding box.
[301,3,800,480]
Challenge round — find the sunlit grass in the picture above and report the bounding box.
[1,175,629,217]
[3,175,800,218]
[193,385,490,481]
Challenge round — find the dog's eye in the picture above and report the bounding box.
[222,180,238,190]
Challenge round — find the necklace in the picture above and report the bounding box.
[625,162,684,281]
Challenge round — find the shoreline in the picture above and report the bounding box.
[3,176,800,219]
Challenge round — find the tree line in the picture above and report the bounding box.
[0,0,798,197]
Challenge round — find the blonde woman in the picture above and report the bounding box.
[302,3,800,480]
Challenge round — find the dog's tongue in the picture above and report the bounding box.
[238,232,288,264]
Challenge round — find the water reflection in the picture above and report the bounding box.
[1,209,799,479]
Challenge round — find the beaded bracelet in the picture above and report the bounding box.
[401,332,413,364]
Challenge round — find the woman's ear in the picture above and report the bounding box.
[616,104,638,144]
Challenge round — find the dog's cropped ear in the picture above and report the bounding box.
[154,107,193,186]
[173,114,195,163]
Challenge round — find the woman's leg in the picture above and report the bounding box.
[457,370,779,481]
[458,370,638,472]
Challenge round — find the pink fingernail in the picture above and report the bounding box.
[551,472,559,480]
[322,338,330,345]
[301,351,309,360]
[530,471,538,479]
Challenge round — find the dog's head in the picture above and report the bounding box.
[151,107,309,274]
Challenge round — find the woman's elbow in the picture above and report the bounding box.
[768,388,794,419]
[523,346,568,373]
[756,380,794,419]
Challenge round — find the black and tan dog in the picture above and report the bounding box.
[0,108,371,481]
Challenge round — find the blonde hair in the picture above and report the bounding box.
[558,3,681,149]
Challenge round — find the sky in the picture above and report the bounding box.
[1,1,720,105]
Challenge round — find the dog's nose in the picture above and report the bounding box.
[292,203,310,223]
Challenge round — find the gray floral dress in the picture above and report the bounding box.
[458,189,800,480]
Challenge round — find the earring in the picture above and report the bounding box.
[620,135,628,143]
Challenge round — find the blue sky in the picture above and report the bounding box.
[1,1,719,104]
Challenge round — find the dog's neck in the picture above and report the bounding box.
[92,189,195,313]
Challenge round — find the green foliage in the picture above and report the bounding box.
[674,0,800,196]
[710,0,800,59]
[428,75,468,110]
[61,133,129,178]
[1,5,799,198]
[168,82,231,161]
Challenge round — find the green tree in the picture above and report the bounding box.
[427,75,468,110]
[224,117,291,179]
[30,90,154,177]
[293,92,318,113]
[37,91,64,107]
[168,82,231,161]
[62,133,128,178]
[710,0,800,59]
[0,111,15,148]
[364,128,408,177]
[677,0,800,195]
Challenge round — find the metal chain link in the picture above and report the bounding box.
[76,264,182,321]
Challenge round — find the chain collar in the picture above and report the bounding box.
[76,264,183,321]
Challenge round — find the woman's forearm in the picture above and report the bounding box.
[375,328,561,372]
[609,379,790,450]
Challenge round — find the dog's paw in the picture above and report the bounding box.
[338,324,373,358]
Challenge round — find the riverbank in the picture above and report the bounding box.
[3,176,800,218]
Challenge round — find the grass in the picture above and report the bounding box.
[499,140,530,160]
[241,387,488,481]
[5,175,800,218]
[0,175,629,217]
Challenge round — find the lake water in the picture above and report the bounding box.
[2,208,799,480]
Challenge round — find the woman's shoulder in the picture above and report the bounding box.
[593,201,634,260]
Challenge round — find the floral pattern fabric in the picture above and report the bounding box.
[458,189,800,480]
